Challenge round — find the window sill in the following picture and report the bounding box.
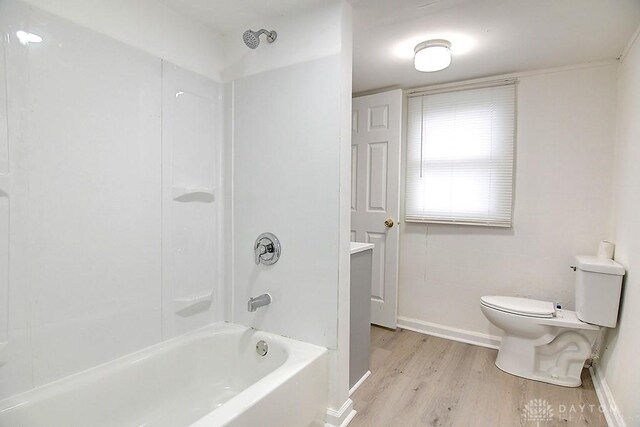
[404,218,512,228]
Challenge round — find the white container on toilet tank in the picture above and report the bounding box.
[574,255,625,328]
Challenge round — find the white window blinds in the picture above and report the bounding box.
[405,81,516,227]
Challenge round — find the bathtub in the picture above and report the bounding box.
[0,323,328,427]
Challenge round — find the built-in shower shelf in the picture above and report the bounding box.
[172,187,215,203]
[174,291,214,317]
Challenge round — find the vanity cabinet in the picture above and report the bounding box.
[350,242,374,390]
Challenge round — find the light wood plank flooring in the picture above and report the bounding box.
[350,326,606,427]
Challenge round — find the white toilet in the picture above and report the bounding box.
[481,255,625,387]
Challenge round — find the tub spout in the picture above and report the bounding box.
[248,293,272,312]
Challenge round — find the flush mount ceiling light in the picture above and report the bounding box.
[414,39,452,72]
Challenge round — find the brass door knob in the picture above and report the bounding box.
[384,218,394,228]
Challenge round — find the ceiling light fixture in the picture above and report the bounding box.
[414,39,451,72]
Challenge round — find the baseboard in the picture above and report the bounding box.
[349,370,371,397]
[590,365,626,427]
[325,398,356,427]
[397,316,501,349]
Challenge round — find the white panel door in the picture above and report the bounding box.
[351,89,402,329]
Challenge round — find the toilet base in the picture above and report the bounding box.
[494,333,596,388]
[495,358,583,387]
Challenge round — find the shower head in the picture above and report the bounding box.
[242,29,277,49]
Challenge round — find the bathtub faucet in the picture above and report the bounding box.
[248,293,272,312]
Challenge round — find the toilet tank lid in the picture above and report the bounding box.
[576,256,625,275]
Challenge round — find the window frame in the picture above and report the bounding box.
[403,79,517,227]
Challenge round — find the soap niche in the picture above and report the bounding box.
[161,62,221,338]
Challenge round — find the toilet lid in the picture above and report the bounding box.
[481,296,556,318]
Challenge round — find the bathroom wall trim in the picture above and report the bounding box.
[397,316,501,349]
[619,22,640,61]
[348,370,371,397]
[402,59,618,97]
[590,365,627,427]
[325,397,356,427]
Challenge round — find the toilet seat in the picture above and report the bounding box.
[480,296,556,318]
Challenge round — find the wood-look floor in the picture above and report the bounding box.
[350,326,606,427]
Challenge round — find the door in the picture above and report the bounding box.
[351,89,402,329]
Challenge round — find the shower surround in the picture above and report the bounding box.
[0,0,353,425]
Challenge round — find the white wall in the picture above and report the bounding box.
[598,30,640,426]
[398,63,619,340]
[230,55,342,346]
[0,0,224,399]
[227,0,349,348]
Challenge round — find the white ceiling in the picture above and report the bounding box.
[158,0,640,93]
[159,0,327,34]
[351,0,640,94]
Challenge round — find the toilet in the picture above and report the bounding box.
[481,255,625,387]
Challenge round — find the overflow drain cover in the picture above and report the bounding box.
[256,340,268,356]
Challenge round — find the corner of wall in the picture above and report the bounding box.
[330,0,354,417]
[219,0,345,82]
[598,21,640,427]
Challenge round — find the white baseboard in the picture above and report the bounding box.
[349,370,371,397]
[325,398,356,427]
[590,365,626,427]
[397,316,501,350]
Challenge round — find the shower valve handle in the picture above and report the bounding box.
[254,233,281,265]
[255,243,273,264]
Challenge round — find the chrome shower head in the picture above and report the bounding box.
[242,29,277,49]
[243,30,260,49]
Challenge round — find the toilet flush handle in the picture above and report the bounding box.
[569,265,577,271]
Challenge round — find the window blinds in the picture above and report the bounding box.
[405,81,516,226]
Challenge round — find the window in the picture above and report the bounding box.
[405,81,516,226]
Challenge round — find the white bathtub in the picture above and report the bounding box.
[0,323,328,427]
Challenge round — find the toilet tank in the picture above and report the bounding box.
[574,256,625,328]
